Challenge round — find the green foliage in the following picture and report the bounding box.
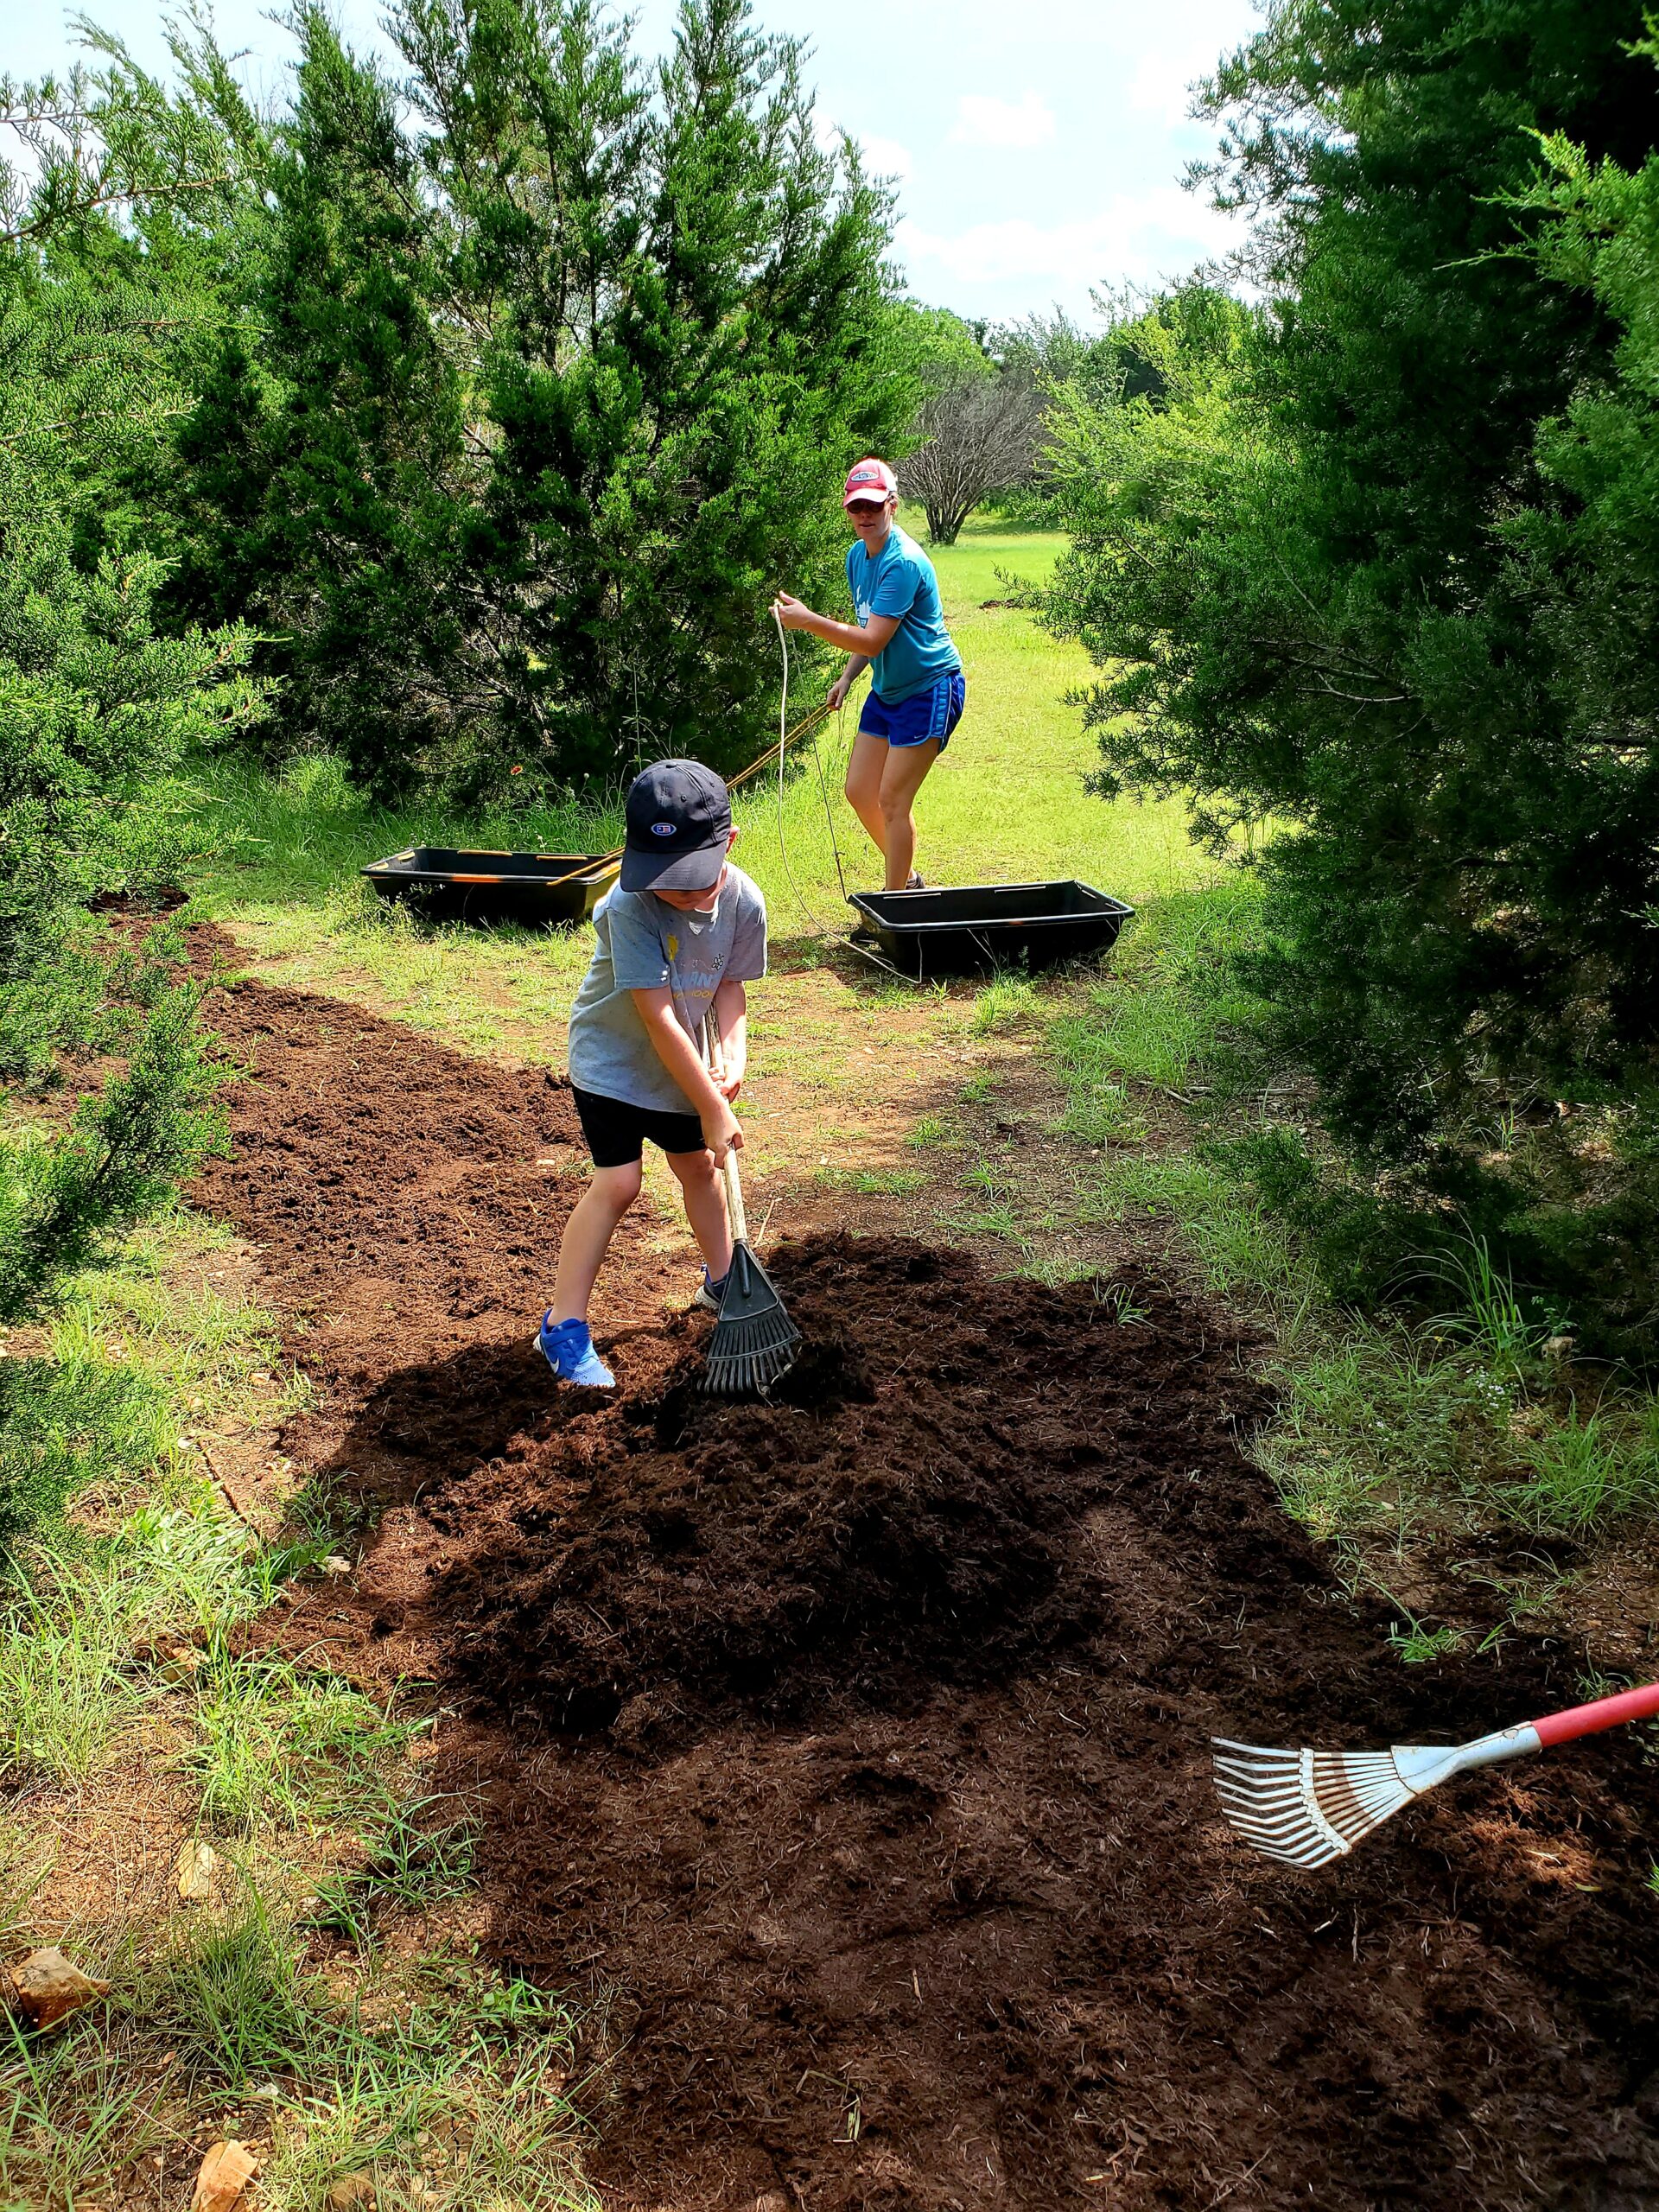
[1501,1402,1659,1536]
[0,27,267,1543]
[1038,3,1659,1354]
[161,0,914,802]
[0,1356,166,1552]
[893,299,994,391]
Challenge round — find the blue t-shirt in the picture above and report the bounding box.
[566,865,768,1114]
[846,525,961,704]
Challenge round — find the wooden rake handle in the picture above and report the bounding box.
[700,1014,749,1247]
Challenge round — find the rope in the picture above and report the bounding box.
[772,605,849,938]
[493,623,880,970]
[523,696,838,898]
[816,687,849,906]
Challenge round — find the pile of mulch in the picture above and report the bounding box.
[194,948,671,1488]
[193,960,1659,2212]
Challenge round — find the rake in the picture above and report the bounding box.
[700,1018,800,1398]
[1213,1676,1659,1868]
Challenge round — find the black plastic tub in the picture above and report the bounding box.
[361,847,618,928]
[846,880,1135,979]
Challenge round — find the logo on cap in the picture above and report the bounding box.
[651,821,676,836]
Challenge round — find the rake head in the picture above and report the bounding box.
[1211,1742,1416,1867]
[704,1241,801,1399]
[1211,1724,1542,1867]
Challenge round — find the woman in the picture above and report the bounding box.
[773,458,964,891]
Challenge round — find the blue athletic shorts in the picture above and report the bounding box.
[859,670,965,750]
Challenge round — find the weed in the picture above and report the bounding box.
[1388,1613,1464,1665]
[906,1114,949,1148]
[188,1650,414,1834]
[1500,1404,1659,1536]
[811,1165,926,1196]
[961,1160,1019,1198]
[1412,1228,1553,1382]
[960,1070,999,1105]
[1092,1282,1150,1325]
[310,1796,480,1947]
[971,976,1041,1034]
[948,1201,1023,1242]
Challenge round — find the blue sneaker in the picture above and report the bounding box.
[692,1268,730,1314]
[536,1313,614,1388]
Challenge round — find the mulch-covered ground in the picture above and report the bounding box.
[194,959,1659,2212]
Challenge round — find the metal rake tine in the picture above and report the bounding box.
[1212,1684,1659,1867]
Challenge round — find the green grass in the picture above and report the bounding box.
[970,975,1041,1034]
[812,1164,927,1195]
[184,525,1202,1025]
[0,1213,328,1787]
[188,1651,415,1834]
[0,1887,595,2212]
[308,1793,479,1948]
[1501,1403,1659,1537]
[1040,871,1659,1618]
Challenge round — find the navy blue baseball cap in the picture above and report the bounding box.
[620,759,733,892]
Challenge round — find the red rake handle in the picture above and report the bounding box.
[1533,1680,1659,1749]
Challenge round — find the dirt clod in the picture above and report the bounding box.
[189,2140,257,2212]
[7,1947,110,2031]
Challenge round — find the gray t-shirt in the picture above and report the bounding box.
[566,864,768,1113]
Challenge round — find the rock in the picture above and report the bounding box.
[176,1840,219,1902]
[190,2140,258,2212]
[324,2174,377,2210]
[8,1947,110,2031]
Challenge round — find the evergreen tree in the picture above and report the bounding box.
[1041,1,1659,1213]
[166,0,914,800]
[1,34,264,1536]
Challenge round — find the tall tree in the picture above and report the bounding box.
[1042,0,1659,1163]
[1,32,264,1537]
[165,0,914,800]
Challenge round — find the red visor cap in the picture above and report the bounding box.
[842,458,898,508]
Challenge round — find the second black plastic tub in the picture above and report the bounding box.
[361,847,618,928]
[846,880,1135,979]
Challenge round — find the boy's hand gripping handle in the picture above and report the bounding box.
[700,1015,749,1246]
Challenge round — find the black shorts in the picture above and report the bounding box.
[571,1084,706,1169]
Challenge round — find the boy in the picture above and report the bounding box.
[537,759,766,1389]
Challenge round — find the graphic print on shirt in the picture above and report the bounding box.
[565,868,768,1115]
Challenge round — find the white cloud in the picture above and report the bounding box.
[815,116,913,181]
[1129,52,1206,129]
[861,134,913,181]
[947,91,1057,150]
[897,187,1243,301]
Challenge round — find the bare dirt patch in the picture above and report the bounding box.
[178,963,1659,2211]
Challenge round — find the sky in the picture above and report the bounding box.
[4,0,1264,325]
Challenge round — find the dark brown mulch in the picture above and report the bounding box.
[193,959,1659,2212]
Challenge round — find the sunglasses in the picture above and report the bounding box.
[847,499,888,517]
